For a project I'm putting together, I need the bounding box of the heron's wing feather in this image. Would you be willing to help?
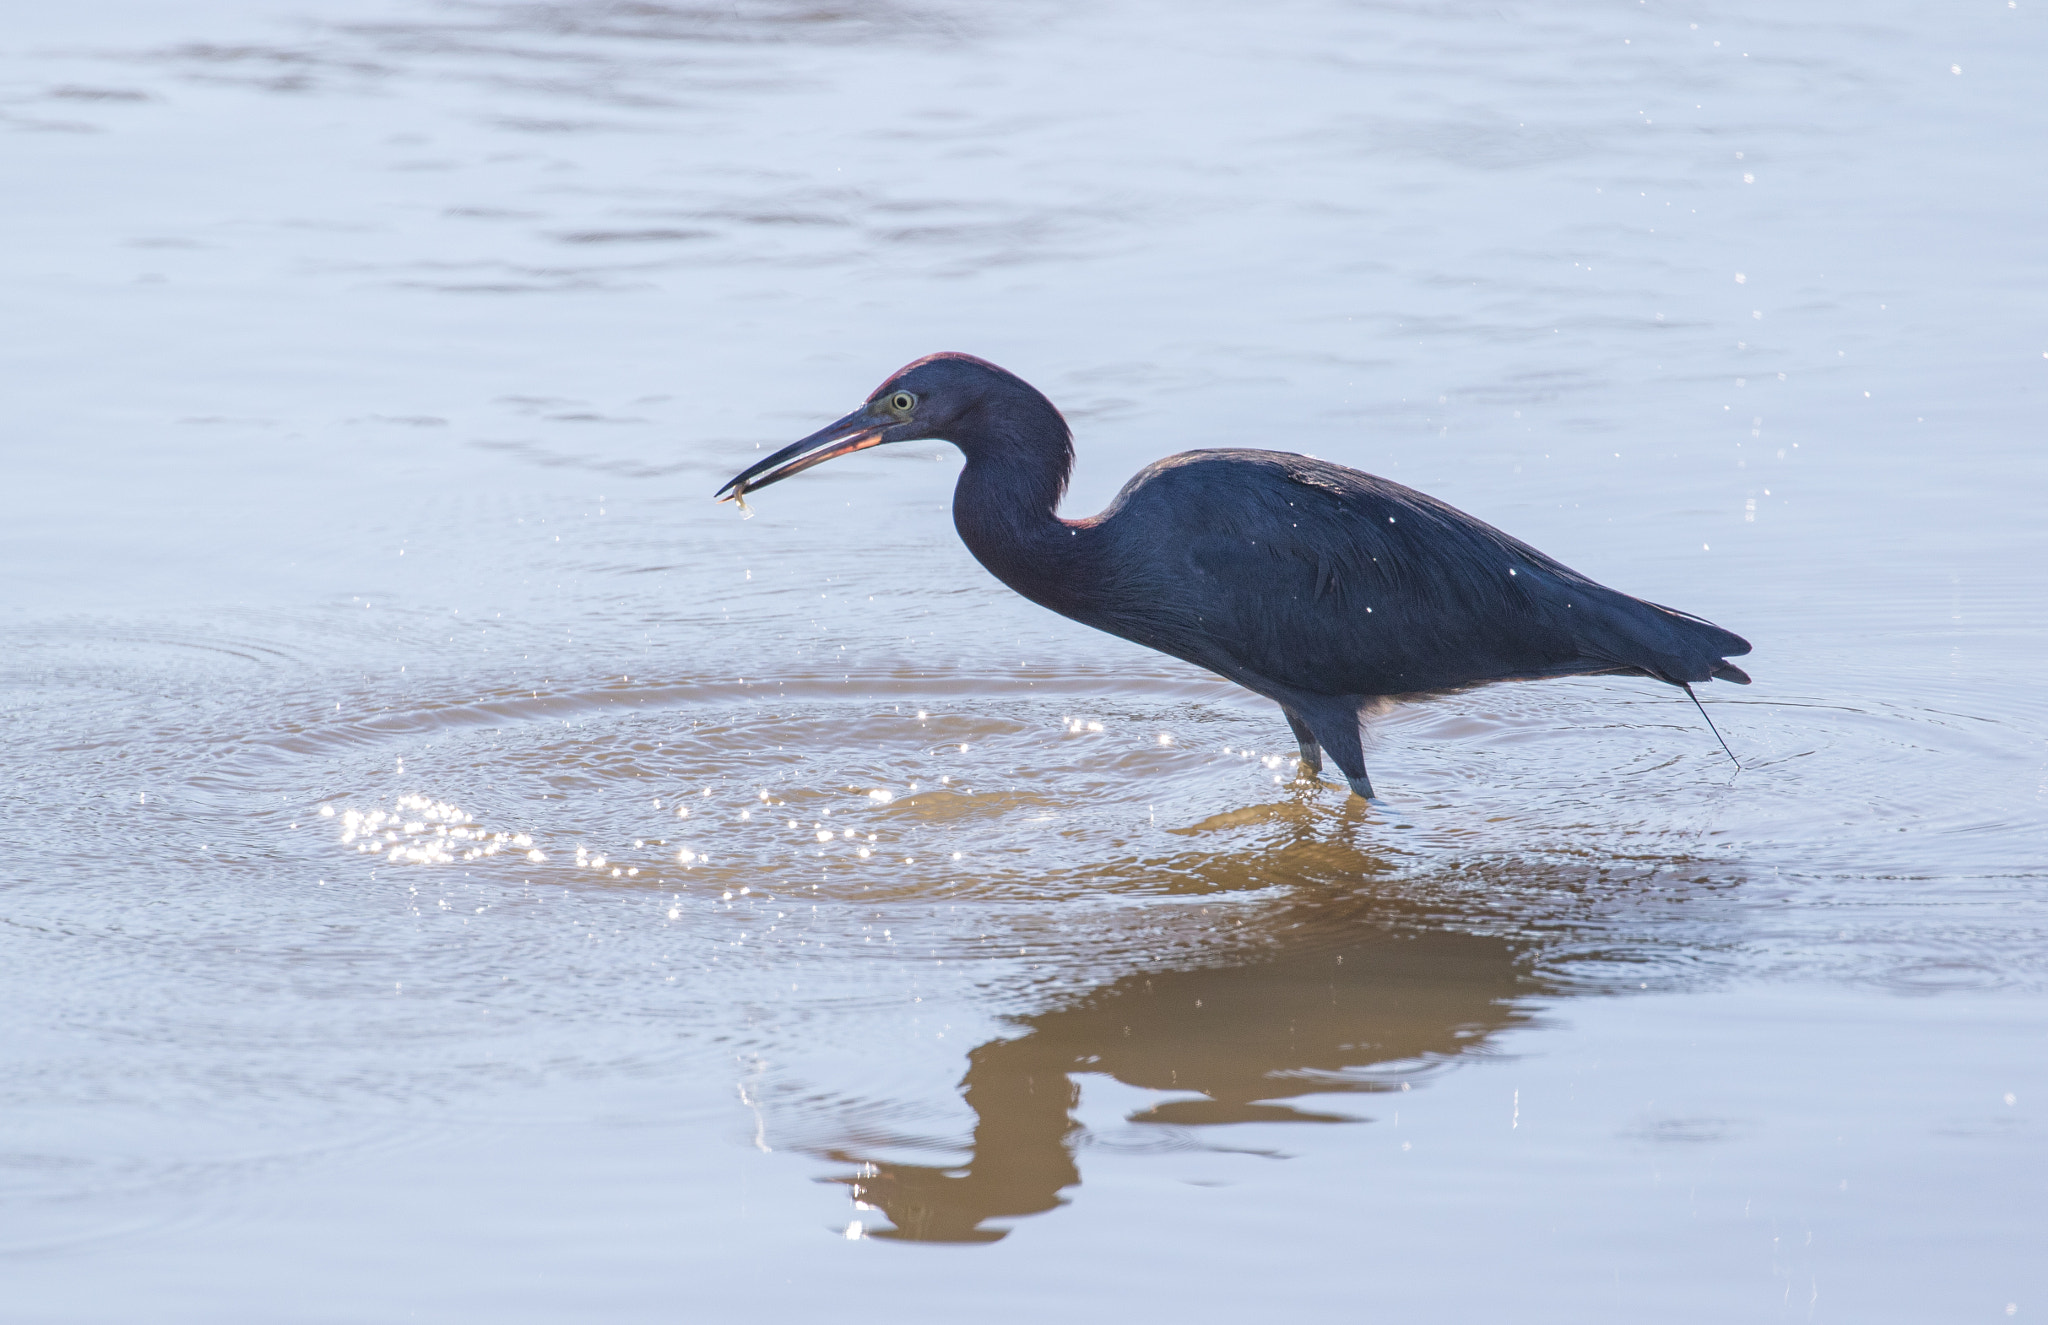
[1101,451,1748,696]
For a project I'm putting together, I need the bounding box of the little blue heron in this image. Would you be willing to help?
[716,353,1751,800]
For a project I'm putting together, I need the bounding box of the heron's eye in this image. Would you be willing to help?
[888,391,917,415]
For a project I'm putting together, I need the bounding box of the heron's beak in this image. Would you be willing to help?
[714,407,891,505]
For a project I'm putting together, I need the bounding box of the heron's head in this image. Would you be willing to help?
[715,352,1064,506]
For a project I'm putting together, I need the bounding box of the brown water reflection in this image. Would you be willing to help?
[826,913,1534,1243]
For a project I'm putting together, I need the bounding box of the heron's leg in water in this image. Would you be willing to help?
[1281,709,1323,777]
[1286,696,1380,802]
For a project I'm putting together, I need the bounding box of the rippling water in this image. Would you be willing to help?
[5,1,2045,1319]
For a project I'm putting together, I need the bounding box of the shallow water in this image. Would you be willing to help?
[3,0,2045,1318]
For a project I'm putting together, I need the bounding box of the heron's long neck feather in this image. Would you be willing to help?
[949,406,1095,615]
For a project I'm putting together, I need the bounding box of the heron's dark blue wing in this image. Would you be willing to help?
[1093,451,1748,698]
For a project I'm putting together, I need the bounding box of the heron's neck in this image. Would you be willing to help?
[950,429,1093,614]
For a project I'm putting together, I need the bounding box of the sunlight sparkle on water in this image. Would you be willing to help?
[330,795,539,868]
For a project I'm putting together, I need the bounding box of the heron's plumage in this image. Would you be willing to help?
[720,353,1752,798]
[1069,450,1749,698]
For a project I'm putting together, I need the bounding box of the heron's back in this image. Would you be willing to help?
[1082,450,1750,699]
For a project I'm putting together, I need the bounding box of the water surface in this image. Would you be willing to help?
[3,1,2045,1319]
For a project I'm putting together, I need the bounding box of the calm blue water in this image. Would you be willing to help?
[3,1,2044,1319]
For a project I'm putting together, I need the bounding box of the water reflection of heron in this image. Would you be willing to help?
[820,909,1541,1244]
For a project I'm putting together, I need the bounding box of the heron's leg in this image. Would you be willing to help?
[1281,708,1323,778]
[1287,696,1380,802]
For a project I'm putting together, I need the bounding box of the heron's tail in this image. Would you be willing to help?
[1563,589,1753,688]
[1710,659,1752,685]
